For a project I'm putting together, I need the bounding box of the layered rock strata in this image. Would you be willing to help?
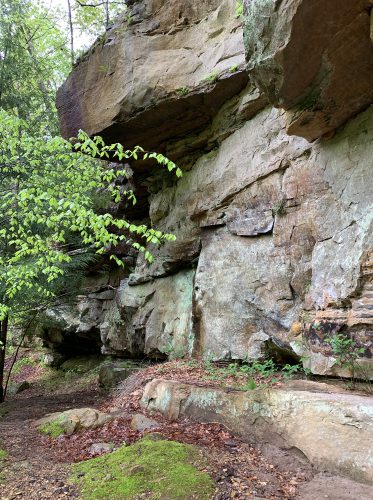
[55,0,373,377]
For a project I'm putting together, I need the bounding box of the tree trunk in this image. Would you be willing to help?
[105,0,109,29]
[0,315,9,402]
[67,0,74,67]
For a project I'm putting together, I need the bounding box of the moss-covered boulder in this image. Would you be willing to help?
[70,438,214,499]
[35,407,112,437]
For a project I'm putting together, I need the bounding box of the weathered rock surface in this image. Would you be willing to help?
[35,408,112,435]
[88,442,114,455]
[243,0,373,141]
[298,474,373,500]
[55,0,373,377]
[98,360,142,388]
[38,271,122,356]
[57,0,248,155]
[130,414,159,432]
[100,269,194,359]
[141,379,373,484]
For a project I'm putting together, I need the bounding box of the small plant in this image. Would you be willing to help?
[325,332,365,380]
[240,359,277,378]
[183,359,199,369]
[299,354,312,377]
[229,64,238,73]
[235,0,243,18]
[0,449,7,460]
[176,87,190,96]
[163,342,186,360]
[272,199,287,216]
[125,13,133,24]
[281,363,300,380]
[238,378,257,391]
[98,64,109,74]
[202,70,219,84]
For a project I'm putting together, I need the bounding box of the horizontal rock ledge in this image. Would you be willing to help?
[141,378,373,485]
[57,0,248,155]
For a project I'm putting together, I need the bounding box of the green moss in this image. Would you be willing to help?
[202,70,219,84]
[37,419,65,438]
[0,449,7,460]
[70,438,214,499]
[176,87,190,96]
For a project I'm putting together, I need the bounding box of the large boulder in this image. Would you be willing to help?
[35,408,112,436]
[243,0,373,141]
[142,379,373,484]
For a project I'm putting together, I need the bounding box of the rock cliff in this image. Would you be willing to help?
[54,0,373,378]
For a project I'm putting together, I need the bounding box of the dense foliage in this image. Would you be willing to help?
[0,0,180,400]
[0,113,179,321]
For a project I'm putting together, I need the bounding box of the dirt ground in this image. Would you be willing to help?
[0,356,372,500]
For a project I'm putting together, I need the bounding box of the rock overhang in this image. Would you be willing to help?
[243,0,373,141]
[57,0,249,155]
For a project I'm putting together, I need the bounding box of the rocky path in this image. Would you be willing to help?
[0,391,100,500]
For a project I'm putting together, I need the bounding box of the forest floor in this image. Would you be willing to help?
[0,351,372,500]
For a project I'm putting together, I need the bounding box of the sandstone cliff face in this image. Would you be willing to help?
[243,0,373,141]
[55,0,373,378]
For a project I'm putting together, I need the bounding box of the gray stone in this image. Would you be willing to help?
[100,269,194,359]
[98,361,142,388]
[42,352,66,368]
[142,379,373,484]
[130,414,159,432]
[226,208,274,236]
[88,442,114,455]
[13,381,30,394]
[35,408,112,435]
